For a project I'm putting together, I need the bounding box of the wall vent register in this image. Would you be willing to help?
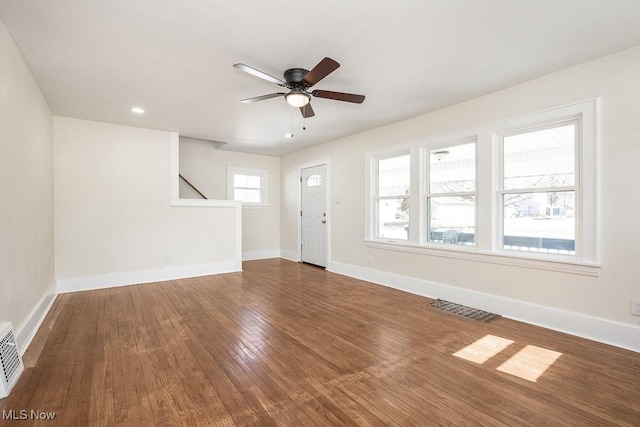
[0,322,24,398]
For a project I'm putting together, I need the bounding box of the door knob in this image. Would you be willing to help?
[321,220,326,224]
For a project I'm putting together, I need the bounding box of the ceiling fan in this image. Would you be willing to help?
[233,57,365,118]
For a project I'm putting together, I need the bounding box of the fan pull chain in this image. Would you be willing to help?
[290,114,294,138]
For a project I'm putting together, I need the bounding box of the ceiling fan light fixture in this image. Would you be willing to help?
[285,90,310,108]
[234,58,364,118]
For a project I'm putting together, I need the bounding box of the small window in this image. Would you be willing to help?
[427,142,476,246]
[306,174,322,187]
[227,167,268,206]
[375,154,410,240]
[500,123,576,254]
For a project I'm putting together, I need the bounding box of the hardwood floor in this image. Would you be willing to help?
[1,259,639,426]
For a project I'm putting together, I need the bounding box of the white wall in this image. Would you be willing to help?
[179,178,203,199]
[0,17,55,349]
[180,137,280,259]
[281,45,640,345]
[54,118,240,291]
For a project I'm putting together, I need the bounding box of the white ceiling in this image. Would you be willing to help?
[2,1,640,156]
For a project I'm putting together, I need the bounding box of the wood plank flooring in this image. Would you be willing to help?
[1,259,639,426]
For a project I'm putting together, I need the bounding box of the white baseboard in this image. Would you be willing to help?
[15,281,57,356]
[329,261,640,354]
[243,250,281,261]
[56,260,241,294]
[279,250,299,263]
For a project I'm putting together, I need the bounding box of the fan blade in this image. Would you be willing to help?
[302,57,340,87]
[240,93,285,103]
[234,63,286,87]
[312,90,365,104]
[299,103,315,118]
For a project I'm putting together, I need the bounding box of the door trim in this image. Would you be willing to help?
[297,159,331,270]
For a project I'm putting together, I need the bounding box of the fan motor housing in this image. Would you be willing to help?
[284,68,309,86]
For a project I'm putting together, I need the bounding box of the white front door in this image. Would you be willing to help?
[301,165,327,267]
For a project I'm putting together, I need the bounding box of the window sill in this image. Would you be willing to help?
[171,199,241,208]
[363,239,601,276]
[221,199,269,209]
[241,203,269,209]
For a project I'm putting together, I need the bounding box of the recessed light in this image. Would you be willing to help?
[284,133,293,138]
[131,106,145,114]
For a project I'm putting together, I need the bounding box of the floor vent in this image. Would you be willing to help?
[429,299,501,322]
[0,322,24,398]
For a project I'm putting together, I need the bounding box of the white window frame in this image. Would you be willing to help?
[425,139,478,247]
[226,166,269,207]
[365,99,599,276]
[497,119,579,257]
[371,150,411,242]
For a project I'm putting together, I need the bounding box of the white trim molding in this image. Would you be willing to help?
[329,261,640,354]
[170,131,181,200]
[56,261,240,294]
[243,250,281,261]
[364,240,600,276]
[15,281,57,355]
[279,250,300,262]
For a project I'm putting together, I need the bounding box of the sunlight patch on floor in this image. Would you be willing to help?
[453,334,514,364]
[496,345,562,382]
[453,335,563,382]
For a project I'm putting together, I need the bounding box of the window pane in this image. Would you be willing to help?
[306,174,322,187]
[234,188,261,203]
[377,198,409,240]
[234,174,261,189]
[504,124,575,190]
[428,196,475,245]
[503,191,575,254]
[430,143,475,194]
[379,155,410,197]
